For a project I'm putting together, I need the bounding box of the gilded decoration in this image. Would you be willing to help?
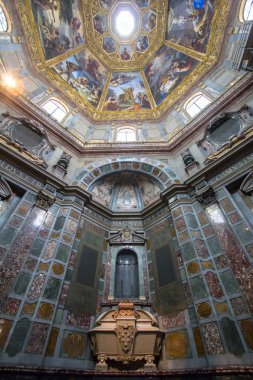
[17,0,231,121]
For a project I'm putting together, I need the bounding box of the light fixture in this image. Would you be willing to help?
[3,74,16,88]
[116,10,135,37]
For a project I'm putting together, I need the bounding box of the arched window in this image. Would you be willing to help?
[114,250,139,299]
[0,3,9,32]
[117,127,136,142]
[242,0,253,21]
[185,93,211,118]
[41,98,68,122]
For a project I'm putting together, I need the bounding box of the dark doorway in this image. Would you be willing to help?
[115,249,139,299]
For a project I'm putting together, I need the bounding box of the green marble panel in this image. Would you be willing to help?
[193,202,203,213]
[54,308,63,324]
[30,238,45,257]
[0,227,16,245]
[6,318,30,357]
[188,307,198,324]
[43,277,61,300]
[206,235,221,256]
[53,216,66,231]
[181,242,196,261]
[190,277,207,300]
[215,188,227,201]
[14,273,31,295]
[49,204,59,215]
[56,244,71,263]
[24,192,37,203]
[186,213,199,229]
[180,268,187,282]
[221,317,245,356]
[234,223,253,244]
[65,269,72,282]
[220,271,239,295]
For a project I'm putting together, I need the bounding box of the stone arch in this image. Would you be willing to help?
[72,157,181,191]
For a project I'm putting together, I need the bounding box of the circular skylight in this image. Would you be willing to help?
[116,10,135,36]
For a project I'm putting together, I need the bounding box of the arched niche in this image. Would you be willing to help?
[89,171,163,211]
[114,249,139,299]
[72,157,181,191]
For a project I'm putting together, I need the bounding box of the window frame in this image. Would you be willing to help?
[239,0,253,22]
[0,1,11,33]
[184,93,212,118]
[116,127,137,142]
[41,97,69,123]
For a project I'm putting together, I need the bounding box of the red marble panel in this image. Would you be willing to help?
[0,207,45,307]
[205,271,223,298]
[206,204,253,312]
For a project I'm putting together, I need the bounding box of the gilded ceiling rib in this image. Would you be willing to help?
[140,70,156,110]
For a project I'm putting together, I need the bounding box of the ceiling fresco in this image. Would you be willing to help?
[18,0,230,121]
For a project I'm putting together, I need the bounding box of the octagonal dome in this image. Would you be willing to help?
[21,0,229,122]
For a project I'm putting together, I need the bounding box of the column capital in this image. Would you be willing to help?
[196,186,217,208]
[35,190,55,211]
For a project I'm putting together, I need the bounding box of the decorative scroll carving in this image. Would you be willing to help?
[0,112,55,167]
[197,106,253,164]
[112,301,140,320]
[0,176,12,200]
[108,226,147,245]
[35,191,55,211]
[240,171,253,195]
[116,323,136,355]
[196,187,217,208]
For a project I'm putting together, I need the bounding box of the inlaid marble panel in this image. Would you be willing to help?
[240,319,253,351]
[193,327,205,357]
[53,216,66,231]
[66,312,91,329]
[6,318,30,357]
[25,322,49,354]
[46,327,59,357]
[230,297,248,315]
[61,331,86,359]
[0,207,45,304]
[206,204,253,311]
[181,242,196,261]
[14,272,31,296]
[205,271,223,298]
[190,277,207,300]
[0,319,12,350]
[220,271,239,295]
[174,217,187,232]
[59,284,69,306]
[185,213,199,229]
[3,298,21,315]
[215,302,229,315]
[27,273,46,300]
[197,302,213,319]
[37,302,54,320]
[43,240,58,260]
[194,238,209,259]
[221,317,245,356]
[161,311,186,329]
[165,331,191,359]
[43,277,61,300]
[201,322,225,355]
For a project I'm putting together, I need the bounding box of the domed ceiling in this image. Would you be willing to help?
[19,0,230,121]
